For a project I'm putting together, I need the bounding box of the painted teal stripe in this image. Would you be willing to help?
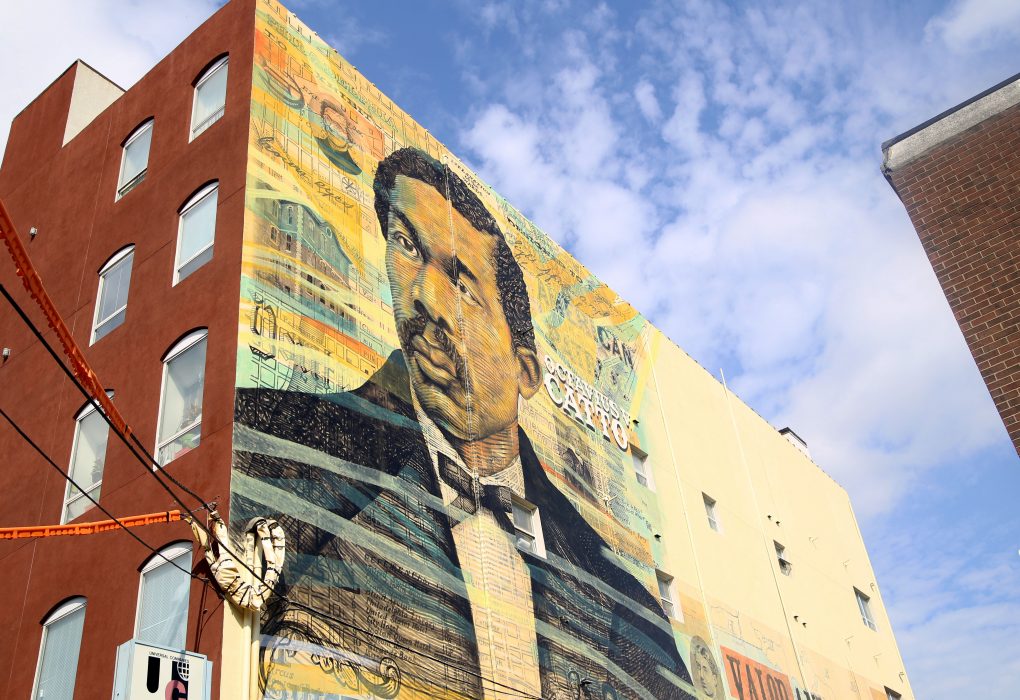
[232,472,471,598]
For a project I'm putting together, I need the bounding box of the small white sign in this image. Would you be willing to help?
[112,640,211,700]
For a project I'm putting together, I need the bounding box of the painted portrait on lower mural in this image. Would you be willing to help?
[233,147,696,700]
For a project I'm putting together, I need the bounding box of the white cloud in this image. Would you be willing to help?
[461,0,1012,522]
[633,80,662,123]
[871,519,1020,699]
[0,0,220,156]
[926,0,1020,53]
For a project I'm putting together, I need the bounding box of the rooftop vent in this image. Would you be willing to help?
[779,427,810,459]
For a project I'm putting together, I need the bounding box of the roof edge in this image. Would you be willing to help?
[882,70,1020,173]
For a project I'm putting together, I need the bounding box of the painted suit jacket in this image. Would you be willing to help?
[233,351,695,700]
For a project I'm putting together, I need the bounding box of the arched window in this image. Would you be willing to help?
[91,245,134,343]
[156,330,207,465]
[190,55,228,140]
[32,597,87,700]
[136,543,192,649]
[174,182,218,284]
[116,119,153,199]
[62,391,114,523]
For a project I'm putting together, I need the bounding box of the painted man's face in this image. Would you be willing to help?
[385,175,538,441]
[692,643,721,697]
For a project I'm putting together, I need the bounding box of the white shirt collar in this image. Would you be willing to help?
[411,390,525,502]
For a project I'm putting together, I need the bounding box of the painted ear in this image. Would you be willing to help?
[516,346,542,399]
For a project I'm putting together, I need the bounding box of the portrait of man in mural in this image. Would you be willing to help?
[234,148,695,700]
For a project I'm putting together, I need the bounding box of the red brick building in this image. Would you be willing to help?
[883,73,1020,459]
[0,2,256,697]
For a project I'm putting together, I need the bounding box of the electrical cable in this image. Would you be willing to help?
[0,405,203,581]
[0,286,548,700]
[281,597,547,700]
[0,284,209,514]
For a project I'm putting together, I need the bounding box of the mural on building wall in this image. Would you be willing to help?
[230,2,854,700]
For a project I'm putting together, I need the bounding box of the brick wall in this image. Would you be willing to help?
[886,101,1020,458]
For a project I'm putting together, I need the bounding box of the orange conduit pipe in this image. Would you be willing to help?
[0,199,129,438]
[0,511,181,540]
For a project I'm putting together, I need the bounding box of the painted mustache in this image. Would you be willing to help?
[397,313,470,391]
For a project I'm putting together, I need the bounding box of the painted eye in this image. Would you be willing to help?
[457,277,479,305]
[392,231,419,259]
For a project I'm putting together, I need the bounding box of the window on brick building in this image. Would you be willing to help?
[156,330,207,465]
[91,246,134,343]
[32,597,86,700]
[62,393,113,523]
[116,119,152,199]
[190,56,228,140]
[174,183,218,284]
[136,543,192,649]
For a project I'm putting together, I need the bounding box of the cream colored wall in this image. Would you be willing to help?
[641,330,914,699]
[62,61,124,145]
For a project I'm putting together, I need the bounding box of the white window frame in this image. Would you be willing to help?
[135,543,192,649]
[855,588,877,631]
[155,330,207,465]
[190,56,228,140]
[511,496,546,558]
[61,392,114,524]
[116,120,153,200]
[703,493,720,532]
[173,183,218,285]
[31,597,87,700]
[656,570,681,621]
[90,246,134,344]
[631,446,653,490]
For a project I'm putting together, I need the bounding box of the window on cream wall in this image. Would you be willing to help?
[656,570,681,621]
[512,497,546,558]
[631,446,653,489]
[31,597,87,700]
[190,56,228,140]
[885,688,902,700]
[775,541,792,576]
[855,588,877,631]
[703,493,721,532]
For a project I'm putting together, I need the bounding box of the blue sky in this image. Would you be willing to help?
[2,0,1019,697]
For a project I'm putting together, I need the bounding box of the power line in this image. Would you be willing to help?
[282,598,547,700]
[0,285,547,700]
[0,405,203,581]
[0,283,209,514]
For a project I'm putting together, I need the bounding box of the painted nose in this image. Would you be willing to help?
[411,262,457,335]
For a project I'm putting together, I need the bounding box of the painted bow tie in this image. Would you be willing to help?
[437,453,513,520]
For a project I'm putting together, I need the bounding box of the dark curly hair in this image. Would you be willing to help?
[373,147,536,354]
